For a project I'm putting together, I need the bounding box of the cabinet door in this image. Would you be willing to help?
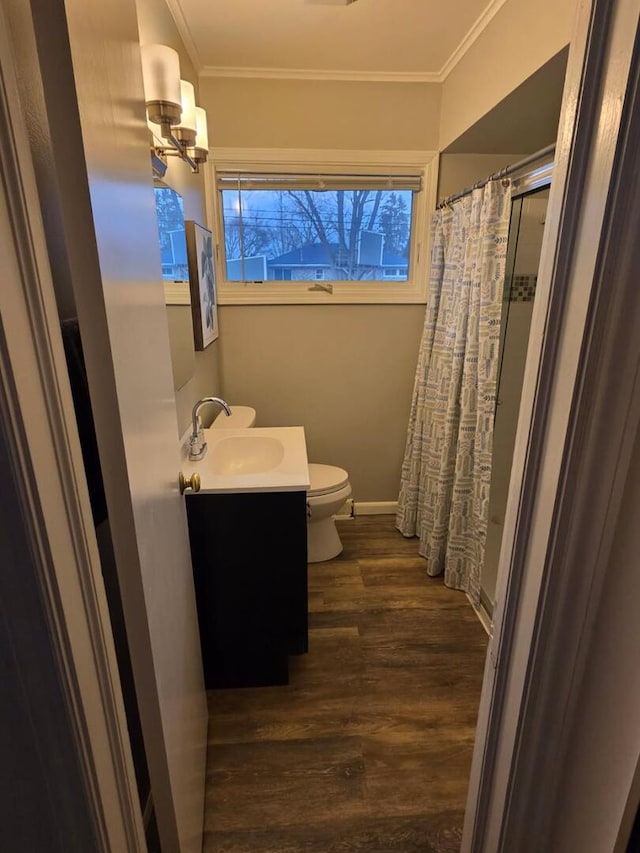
[187,491,307,688]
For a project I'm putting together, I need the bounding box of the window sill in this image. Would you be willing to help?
[217,282,428,305]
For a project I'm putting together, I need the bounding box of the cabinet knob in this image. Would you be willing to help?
[179,472,201,495]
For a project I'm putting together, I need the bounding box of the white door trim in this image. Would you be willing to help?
[465,0,640,849]
[0,9,145,850]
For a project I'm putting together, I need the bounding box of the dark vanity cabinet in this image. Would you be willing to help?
[185,490,308,688]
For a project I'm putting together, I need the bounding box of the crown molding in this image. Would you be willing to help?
[438,0,510,80]
[207,146,439,168]
[164,0,202,72]
[175,0,509,84]
[200,66,441,83]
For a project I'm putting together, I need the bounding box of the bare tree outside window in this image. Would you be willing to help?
[221,187,413,282]
[153,185,189,281]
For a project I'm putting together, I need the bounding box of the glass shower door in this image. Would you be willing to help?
[481,188,550,615]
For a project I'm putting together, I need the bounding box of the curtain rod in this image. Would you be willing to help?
[437,143,556,209]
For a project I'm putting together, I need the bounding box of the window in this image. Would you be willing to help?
[153,183,188,282]
[219,180,416,284]
[209,150,438,304]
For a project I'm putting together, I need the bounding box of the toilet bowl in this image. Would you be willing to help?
[211,406,352,562]
[306,463,352,562]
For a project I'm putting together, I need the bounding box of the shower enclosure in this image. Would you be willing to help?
[480,159,552,616]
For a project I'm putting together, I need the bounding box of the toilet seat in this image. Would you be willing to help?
[307,463,349,497]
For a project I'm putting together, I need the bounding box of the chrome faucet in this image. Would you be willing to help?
[189,396,231,460]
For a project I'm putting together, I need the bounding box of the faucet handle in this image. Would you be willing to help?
[188,430,207,460]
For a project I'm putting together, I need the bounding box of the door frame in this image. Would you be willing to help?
[465,0,640,848]
[0,7,145,850]
[3,0,640,851]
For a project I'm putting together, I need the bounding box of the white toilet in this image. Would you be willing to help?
[305,462,352,562]
[211,406,352,562]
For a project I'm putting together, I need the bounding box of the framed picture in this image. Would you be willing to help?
[185,220,219,349]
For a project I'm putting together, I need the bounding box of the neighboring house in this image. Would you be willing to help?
[266,241,409,281]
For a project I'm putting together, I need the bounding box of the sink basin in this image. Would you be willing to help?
[180,426,310,494]
[211,435,285,475]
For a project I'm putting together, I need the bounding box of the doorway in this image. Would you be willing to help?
[201,158,555,851]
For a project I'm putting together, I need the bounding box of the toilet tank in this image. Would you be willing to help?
[210,405,256,429]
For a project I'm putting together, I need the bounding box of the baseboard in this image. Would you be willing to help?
[354,501,398,516]
[467,593,492,637]
[334,498,355,520]
[479,586,494,619]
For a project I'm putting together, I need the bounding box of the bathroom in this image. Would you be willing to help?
[153,2,565,606]
[6,0,640,851]
[150,0,569,536]
[141,0,567,845]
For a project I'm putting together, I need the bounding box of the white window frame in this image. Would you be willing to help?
[204,148,438,305]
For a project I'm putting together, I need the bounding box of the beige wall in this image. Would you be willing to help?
[166,304,195,391]
[192,1,571,502]
[438,152,528,201]
[137,0,222,435]
[219,305,425,502]
[199,77,441,151]
[199,76,436,501]
[439,0,576,150]
[444,47,568,155]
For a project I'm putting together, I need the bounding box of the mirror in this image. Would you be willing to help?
[153,180,195,391]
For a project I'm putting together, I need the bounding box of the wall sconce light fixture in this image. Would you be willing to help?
[192,107,209,167]
[141,44,209,175]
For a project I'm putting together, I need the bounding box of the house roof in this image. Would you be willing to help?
[267,242,408,268]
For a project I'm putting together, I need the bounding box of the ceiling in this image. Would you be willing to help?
[166,0,497,78]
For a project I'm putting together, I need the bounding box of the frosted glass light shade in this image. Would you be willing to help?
[191,107,209,165]
[178,81,197,130]
[141,44,182,125]
[194,107,209,150]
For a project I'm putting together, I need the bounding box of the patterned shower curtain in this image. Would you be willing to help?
[396,180,511,605]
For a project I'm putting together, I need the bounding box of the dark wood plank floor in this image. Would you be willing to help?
[204,517,488,853]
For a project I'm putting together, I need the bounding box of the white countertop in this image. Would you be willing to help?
[180,426,310,494]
